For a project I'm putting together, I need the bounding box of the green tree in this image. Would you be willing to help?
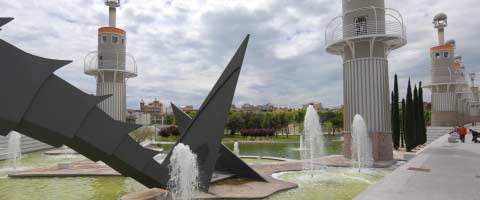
[186,111,197,118]
[295,109,306,132]
[279,112,289,136]
[249,113,263,129]
[401,98,406,148]
[418,82,427,144]
[424,111,432,126]
[412,85,419,148]
[164,113,176,125]
[261,112,272,129]
[271,113,282,131]
[323,121,334,134]
[226,112,245,135]
[332,110,343,133]
[405,79,415,152]
[391,74,401,150]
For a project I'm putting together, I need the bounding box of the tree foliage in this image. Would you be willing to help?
[400,98,406,148]
[405,79,415,151]
[391,74,401,150]
[418,82,427,145]
[401,79,427,152]
[224,109,343,136]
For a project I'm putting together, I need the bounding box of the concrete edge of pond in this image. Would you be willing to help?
[121,155,398,200]
[122,161,302,200]
[7,160,121,178]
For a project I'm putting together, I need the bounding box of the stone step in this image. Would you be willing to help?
[426,126,453,143]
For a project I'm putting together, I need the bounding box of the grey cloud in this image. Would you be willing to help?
[1,0,480,109]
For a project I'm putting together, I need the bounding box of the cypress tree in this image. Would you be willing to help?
[401,98,406,148]
[391,74,400,149]
[405,79,414,151]
[391,91,395,147]
[418,82,427,144]
[413,85,419,147]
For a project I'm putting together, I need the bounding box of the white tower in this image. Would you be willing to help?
[424,13,470,126]
[325,0,407,161]
[85,0,137,122]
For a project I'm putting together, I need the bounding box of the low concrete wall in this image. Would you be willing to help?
[343,132,393,162]
[431,111,458,126]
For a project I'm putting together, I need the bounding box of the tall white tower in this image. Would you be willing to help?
[325,0,407,161]
[85,0,137,122]
[423,13,470,126]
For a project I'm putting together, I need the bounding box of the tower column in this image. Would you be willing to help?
[109,7,116,27]
[326,0,407,162]
[97,81,126,121]
[344,58,390,133]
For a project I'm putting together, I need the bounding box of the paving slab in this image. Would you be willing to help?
[355,134,480,200]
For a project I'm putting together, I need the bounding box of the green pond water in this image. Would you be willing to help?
[0,151,146,200]
[157,134,343,160]
[268,168,390,200]
[223,134,343,160]
[0,135,347,200]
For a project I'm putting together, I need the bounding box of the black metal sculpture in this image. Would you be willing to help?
[170,103,265,187]
[0,18,265,191]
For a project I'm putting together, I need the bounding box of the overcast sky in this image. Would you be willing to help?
[1,0,479,109]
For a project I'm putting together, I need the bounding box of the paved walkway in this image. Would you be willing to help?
[355,133,480,200]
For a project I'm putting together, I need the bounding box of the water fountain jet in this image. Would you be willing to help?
[7,131,22,172]
[233,142,240,156]
[351,114,373,172]
[167,143,199,200]
[301,105,324,171]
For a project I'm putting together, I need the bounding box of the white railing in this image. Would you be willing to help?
[84,51,138,78]
[424,75,467,86]
[325,7,406,48]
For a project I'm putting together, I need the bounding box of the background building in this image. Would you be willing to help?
[302,102,323,111]
[126,109,151,125]
[140,99,164,124]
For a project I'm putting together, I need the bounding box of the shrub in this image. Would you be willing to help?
[240,128,275,139]
[159,126,180,137]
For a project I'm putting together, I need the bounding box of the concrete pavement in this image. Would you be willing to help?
[355,133,480,200]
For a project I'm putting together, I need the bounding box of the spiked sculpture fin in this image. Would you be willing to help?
[0,39,71,136]
[171,103,265,182]
[170,103,192,136]
[0,18,13,29]
[158,35,251,191]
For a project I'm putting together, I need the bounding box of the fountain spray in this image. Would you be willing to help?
[167,143,199,200]
[302,105,325,171]
[7,131,22,172]
[351,114,373,172]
